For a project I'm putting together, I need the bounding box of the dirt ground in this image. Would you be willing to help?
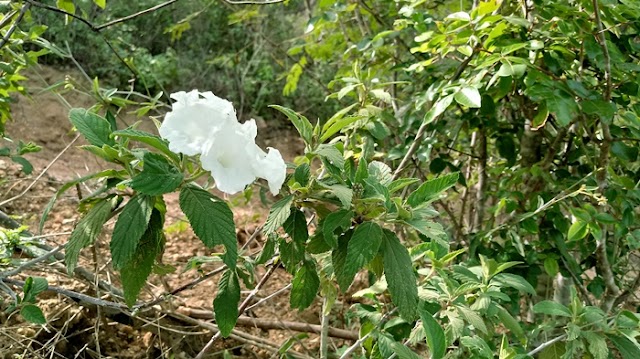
[0,65,347,358]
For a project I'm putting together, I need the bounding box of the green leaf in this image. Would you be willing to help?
[270,105,313,145]
[56,0,76,14]
[454,87,482,108]
[94,0,106,9]
[294,163,310,186]
[39,170,123,233]
[607,334,640,359]
[279,239,304,272]
[10,156,33,175]
[316,144,345,169]
[533,300,572,317]
[368,161,393,186]
[338,222,383,291]
[121,210,165,306]
[322,210,353,248]
[326,184,353,208]
[66,198,114,274]
[290,260,320,310]
[112,129,180,164]
[407,173,459,207]
[546,92,578,126]
[20,305,46,324]
[320,114,360,142]
[131,152,183,196]
[255,236,276,265]
[283,208,308,244]
[264,195,294,234]
[491,273,535,294]
[460,336,493,358]
[214,269,241,337]
[383,229,418,320]
[582,332,608,359]
[611,142,639,162]
[567,220,589,242]
[457,305,488,334]
[110,195,154,269]
[424,95,454,125]
[495,304,524,339]
[389,178,420,194]
[539,341,566,359]
[390,342,422,359]
[69,108,114,147]
[420,308,446,359]
[179,186,237,267]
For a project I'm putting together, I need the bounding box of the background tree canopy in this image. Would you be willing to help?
[0,0,639,358]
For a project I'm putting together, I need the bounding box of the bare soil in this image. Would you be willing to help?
[0,65,344,359]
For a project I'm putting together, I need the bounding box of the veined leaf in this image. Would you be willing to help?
[420,307,446,359]
[454,87,482,108]
[290,260,320,310]
[607,334,640,359]
[69,108,114,147]
[112,129,180,164]
[121,210,165,306]
[214,269,241,337]
[66,198,114,274]
[264,195,294,234]
[407,173,459,207]
[339,222,383,291]
[383,229,418,320]
[424,94,454,125]
[322,210,353,248]
[270,105,313,145]
[179,185,237,267]
[131,152,183,196]
[20,305,46,324]
[110,195,154,269]
[533,300,572,317]
[283,208,308,244]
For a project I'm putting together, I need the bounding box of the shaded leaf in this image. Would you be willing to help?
[110,195,153,269]
[214,269,241,337]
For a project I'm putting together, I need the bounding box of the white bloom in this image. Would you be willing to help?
[159,90,286,195]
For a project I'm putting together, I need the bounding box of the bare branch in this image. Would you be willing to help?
[95,0,180,31]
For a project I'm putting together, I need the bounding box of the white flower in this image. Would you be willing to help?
[159,90,286,195]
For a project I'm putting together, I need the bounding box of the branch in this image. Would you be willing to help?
[95,0,180,31]
[195,263,280,359]
[0,3,30,51]
[25,0,98,31]
[527,334,567,357]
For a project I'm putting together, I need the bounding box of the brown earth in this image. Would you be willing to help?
[0,65,354,359]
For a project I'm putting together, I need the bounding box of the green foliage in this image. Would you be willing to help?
[131,152,183,195]
[213,269,241,337]
[110,194,154,269]
[65,198,115,273]
[179,185,237,267]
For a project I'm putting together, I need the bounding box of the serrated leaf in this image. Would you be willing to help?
[533,300,572,317]
[338,222,383,291]
[316,144,345,169]
[112,129,180,164]
[264,195,294,234]
[322,210,353,248]
[279,239,304,272]
[270,105,313,145]
[327,184,353,208]
[582,332,608,359]
[383,229,418,320]
[121,210,165,306]
[179,186,237,267]
[457,305,488,334]
[283,208,308,243]
[539,341,565,359]
[454,87,482,108]
[491,273,535,294]
[294,163,310,186]
[332,232,350,289]
[66,199,114,274]
[389,178,420,193]
[131,152,183,196]
[290,260,320,310]
[110,195,153,269]
[214,269,241,337]
[368,161,392,186]
[69,108,114,147]
[420,307,446,359]
[255,236,276,265]
[407,173,459,207]
[20,305,46,324]
[567,220,589,242]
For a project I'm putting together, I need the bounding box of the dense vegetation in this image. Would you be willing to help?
[1,0,639,358]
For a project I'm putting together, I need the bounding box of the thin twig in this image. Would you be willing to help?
[0,244,65,278]
[95,0,180,30]
[0,134,80,208]
[195,263,280,359]
[0,2,30,51]
[527,334,567,356]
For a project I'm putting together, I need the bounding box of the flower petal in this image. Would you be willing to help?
[254,147,287,195]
